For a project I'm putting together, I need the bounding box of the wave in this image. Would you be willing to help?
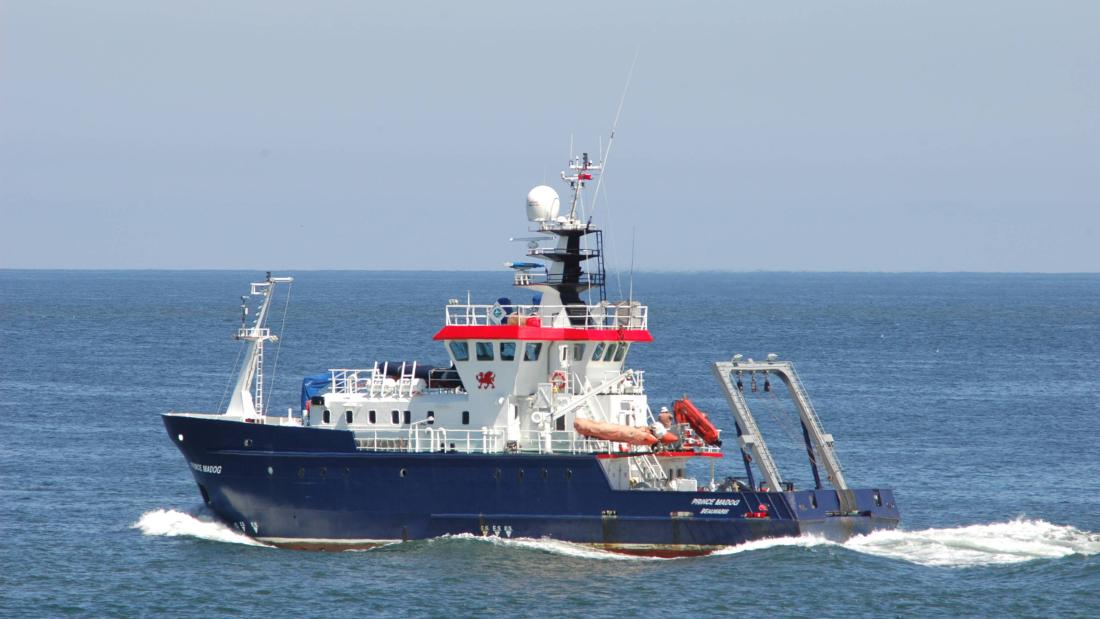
[132,508,268,547]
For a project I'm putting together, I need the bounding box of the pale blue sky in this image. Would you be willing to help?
[1,1,1097,271]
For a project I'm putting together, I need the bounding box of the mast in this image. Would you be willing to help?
[518,153,608,305]
[225,272,293,418]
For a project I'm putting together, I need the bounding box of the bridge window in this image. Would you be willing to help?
[462,411,470,425]
[345,410,353,424]
[476,341,494,361]
[322,409,331,424]
[391,410,400,424]
[369,410,376,424]
[573,343,585,361]
[403,410,411,424]
[524,342,542,361]
[614,344,628,362]
[449,341,469,361]
[500,342,516,361]
[591,342,606,361]
[603,343,619,362]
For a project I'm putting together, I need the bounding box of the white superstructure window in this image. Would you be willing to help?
[614,344,628,362]
[524,343,542,361]
[603,343,619,362]
[476,342,494,361]
[449,341,469,361]
[500,342,516,361]
[591,342,606,361]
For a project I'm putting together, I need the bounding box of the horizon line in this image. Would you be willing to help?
[2,268,1098,276]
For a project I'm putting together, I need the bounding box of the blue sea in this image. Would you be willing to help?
[2,271,1099,618]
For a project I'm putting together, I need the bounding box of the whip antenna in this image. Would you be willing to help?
[590,45,640,215]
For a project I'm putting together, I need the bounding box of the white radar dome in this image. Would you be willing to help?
[526,185,561,222]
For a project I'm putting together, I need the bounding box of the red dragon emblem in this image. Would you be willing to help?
[475,371,496,390]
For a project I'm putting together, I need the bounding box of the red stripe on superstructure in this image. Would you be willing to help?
[433,325,653,342]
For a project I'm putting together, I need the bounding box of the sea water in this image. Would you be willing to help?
[1,271,1098,617]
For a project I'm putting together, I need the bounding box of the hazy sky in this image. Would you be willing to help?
[2,1,1097,271]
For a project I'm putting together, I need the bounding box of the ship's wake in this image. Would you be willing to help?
[134,510,1099,567]
[132,508,269,547]
[837,518,1100,567]
[451,518,1100,567]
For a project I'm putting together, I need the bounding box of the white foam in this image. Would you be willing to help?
[442,519,1100,567]
[437,533,660,561]
[842,518,1100,567]
[132,508,268,547]
[131,511,1100,567]
[708,534,833,556]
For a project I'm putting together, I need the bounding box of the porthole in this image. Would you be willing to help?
[399,468,408,478]
[177,434,184,442]
[320,467,327,478]
[493,468,502,480]
[266,466,274,476]
[565,468,573,480]
[297,467,305,479]
[343,467,350,477]
[517,469,525,481]
[540,468,549,480]
[243,438,252,447]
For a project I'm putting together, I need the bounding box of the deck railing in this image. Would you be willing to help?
[329,363,463,399]
[352,426,613,455]
[444,303,647,330]
[351,423,722,457]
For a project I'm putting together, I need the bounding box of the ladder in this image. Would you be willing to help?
[254,340,265,414]
[398,361,418,398]
[632,451,667,485]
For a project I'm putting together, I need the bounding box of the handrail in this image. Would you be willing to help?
[444,303,647,330]
[353,426,615,455]
[328,365,463,399]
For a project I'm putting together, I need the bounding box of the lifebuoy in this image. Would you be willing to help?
[550,370,568,392]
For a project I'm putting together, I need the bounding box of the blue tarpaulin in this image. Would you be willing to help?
[300,373,332,410]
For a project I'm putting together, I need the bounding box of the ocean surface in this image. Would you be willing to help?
[2,270,1099,618]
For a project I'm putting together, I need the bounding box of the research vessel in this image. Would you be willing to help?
[163,151,899,555]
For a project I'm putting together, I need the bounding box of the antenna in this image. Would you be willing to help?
[628,226,636,304]
[590,45,640,215]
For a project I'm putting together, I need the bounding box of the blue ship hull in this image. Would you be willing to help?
[164,414,899,555]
